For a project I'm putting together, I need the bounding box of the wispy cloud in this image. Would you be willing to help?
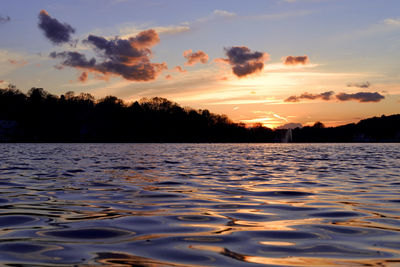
[347,81,370,88]
[285,91,334,102]
[210,98,281,105]
[264,62,320,72]
[183,49,209,66]
[213,9,236,18]
[116,9,234,39]
[154,25,190,35]
[0,15,10,24]
[285,91,385,103]
[119,24,190,38]
[333,17,400,43]
[384,18,400,26]
[244,10,313,21]
[8,59,28,66]
[0,50,42,76]
[197,9,237,23]
[240,111,288,128]
[78,71,88,83]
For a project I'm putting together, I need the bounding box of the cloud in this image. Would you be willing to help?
[285,91,335,102]
[165,74,173,80]
[50,29,167,82]
[384,18,400,26]
[84,29,159,61]
[336,92,384,102]
[284,55,309,65]
[0,15,10,24]
[117,24,190,40]
[285,90,385,103]
[174,66,187,73]
[220,46,269,77]
[347,81,370,88]
[78,71,88,83]
[183,49,209,66]
[240,111,288,128]
[8,59,28,66]
[154,25,190,35]
[213,10,236,18]
[197,9,237,23]
[38,10,76,45]
[245,10,313,21]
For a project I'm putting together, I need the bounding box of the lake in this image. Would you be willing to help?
[0,143,399,266]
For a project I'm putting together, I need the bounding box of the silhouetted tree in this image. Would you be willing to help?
[0,85,399,142]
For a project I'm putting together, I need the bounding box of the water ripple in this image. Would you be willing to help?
[0,143,399,266]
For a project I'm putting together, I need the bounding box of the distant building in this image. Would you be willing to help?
[0,120,18,141]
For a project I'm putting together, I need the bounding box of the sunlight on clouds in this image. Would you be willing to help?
[213,10,236,18]
[223,67,367,97]
[0,50,42,76]
[82,59,371,113]
[209,99,281,105]
[384,18,400,26]
[119,24,190,38]
[240,111,289,128]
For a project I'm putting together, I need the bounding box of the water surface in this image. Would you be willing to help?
[0,143,399,266]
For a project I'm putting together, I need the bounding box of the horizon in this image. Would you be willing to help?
[1,0,399,128]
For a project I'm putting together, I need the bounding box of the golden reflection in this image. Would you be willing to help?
[260,241,295,246]
[94,251,189,267]
[245,255,400,266]
[190,245,400,266]
[233,218,321,231]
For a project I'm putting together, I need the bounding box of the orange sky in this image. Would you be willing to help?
[1,0,399,128]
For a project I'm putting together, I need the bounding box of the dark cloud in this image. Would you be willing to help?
[50,30,167,82]
[130,29,160,48]
[84,29,159,63]
[284,55,309,65]
[347,81,370,88]
[336,92,384,102]
[50,51,96,68]
[85,35,147,63]
[0,15,10,24]
[78,72,88,83]
[285,91,385,103]
[183,49,209,65]
[38,10,75,45]
[285,91,334,102]
[284,95,299,102]
[221,46,268,77]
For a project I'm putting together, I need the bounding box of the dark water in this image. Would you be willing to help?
[0,143,399,266]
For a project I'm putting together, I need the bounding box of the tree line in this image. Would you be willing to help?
[0,85,399,142]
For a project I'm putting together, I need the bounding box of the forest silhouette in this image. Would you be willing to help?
[0,85,399,142]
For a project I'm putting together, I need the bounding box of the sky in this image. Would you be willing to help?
[0,0,399,128]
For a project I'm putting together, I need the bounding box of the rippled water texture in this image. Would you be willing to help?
[0,143,400,266]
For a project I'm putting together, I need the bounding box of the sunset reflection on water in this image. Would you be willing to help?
[0,143,399,266]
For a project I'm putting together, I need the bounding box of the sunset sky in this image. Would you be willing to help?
[1,0,399,128]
